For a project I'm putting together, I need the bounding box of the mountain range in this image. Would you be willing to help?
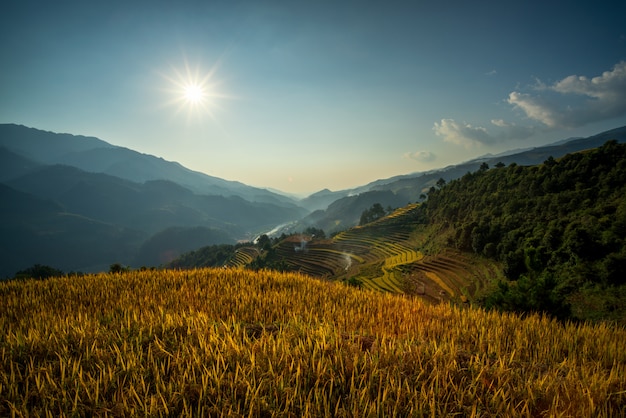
[1,123,625,277]
[0,124,308,275]
[291,125,626,234]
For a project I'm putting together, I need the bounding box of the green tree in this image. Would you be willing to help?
[256,234,272,251]
[420,140,626,321]
[359,203,386,225]
[14,264,64,280]
[109,263,129,274]
[544,156,557,167]
[303,227,326,239]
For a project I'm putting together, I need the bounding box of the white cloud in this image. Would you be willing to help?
[507,92,558,127]
[434,61,626,149]
[404,150,436,162]
[433,119,495,147]
[490,119,508,127]
[433,118,536,147]
[508,61,626,128]
[489,119,537,139]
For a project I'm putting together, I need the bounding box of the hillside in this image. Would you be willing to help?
[296,189,409,235]
[0,183,144,274]
[173,202,503,308]
[423,140,626,323]
[3,123,626,281]
[5,165,304,235]
[2,269,625,416]
[171,140,626,324]
[0,165,307,277]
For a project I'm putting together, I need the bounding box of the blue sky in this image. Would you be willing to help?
[2,1,626,195]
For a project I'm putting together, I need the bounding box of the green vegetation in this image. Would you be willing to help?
[168,243,240,269]
[423,140,626,322]
[1,268,625,416]
[359,202,387,225]
[12,264,65,280]
[108,263,130,274]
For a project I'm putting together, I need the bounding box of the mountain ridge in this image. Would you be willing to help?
[295,126,626,232]
[306,126,626,200]
[0,124,300,208]
[0,124,311,276]
[0,163,308,276]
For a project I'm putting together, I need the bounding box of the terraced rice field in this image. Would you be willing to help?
[400,251,503,303]
[225,247,260,269]
[270,237,350,277]
[331,205,427,294]
[333,205,500,302]
[235,202,501,304]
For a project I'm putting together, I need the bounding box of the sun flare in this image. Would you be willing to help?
[161,58,229,121]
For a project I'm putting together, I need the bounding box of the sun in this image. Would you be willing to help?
[160,57,228,121]
[183,84,205,104]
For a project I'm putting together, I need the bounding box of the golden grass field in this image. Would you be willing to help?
[1,268,625,417]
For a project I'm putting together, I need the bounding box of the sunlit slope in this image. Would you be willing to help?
[333,206,502,302]
[1,269,625,416]
[233,203,500,303]
[332,205,424,293]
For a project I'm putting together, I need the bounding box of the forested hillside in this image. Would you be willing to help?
[423,140,626,322]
